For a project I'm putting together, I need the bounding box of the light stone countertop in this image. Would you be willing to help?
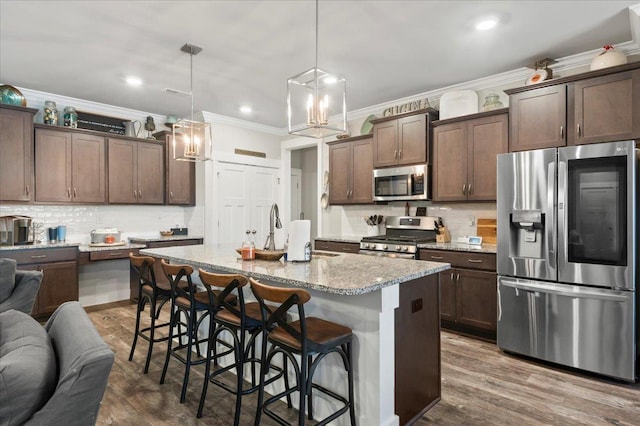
[128,235,204,243]
[140,244,450,296]
[0,242,80,251]
[418,242,497,254]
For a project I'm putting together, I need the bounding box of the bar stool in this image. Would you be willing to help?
[128,253,174,374]
[197,270,267,423]
[159,260,233,403]
[250,278,356,426]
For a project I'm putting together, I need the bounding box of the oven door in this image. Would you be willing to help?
[359,249,416,259]
[558,140,637,290]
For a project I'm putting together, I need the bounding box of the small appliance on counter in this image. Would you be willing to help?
[0,215,34,246]
[171,227,188,236]
[287,220,311,262]
[90,228,122,244]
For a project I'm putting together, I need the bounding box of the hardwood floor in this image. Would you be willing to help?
[88,302,640,425]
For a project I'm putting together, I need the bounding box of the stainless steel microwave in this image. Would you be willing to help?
[373,164,430,201]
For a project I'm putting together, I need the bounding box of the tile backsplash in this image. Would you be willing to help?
[0,204,196,244]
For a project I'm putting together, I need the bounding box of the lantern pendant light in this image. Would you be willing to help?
[287,0,347,138]
[172,43,213,162]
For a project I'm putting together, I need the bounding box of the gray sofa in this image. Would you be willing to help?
[0,258,43,314]
[0,301,115,425]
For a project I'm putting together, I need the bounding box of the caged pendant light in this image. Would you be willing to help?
[169,43,213,162]
[287,0,347,138]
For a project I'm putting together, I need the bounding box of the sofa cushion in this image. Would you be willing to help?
[0,309,57,426]
[0,258,17,304]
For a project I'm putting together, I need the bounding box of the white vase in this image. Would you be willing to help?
[367,226,379,236]
[590,46,627,71]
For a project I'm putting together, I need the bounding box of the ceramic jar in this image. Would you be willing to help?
[482,93,504,112]
[590,45,627,71]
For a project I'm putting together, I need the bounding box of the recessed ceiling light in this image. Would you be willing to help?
[239,105,252,114]
[125,76,143,86]
[476,19,498,31]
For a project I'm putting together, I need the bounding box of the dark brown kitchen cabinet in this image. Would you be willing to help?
[0,247,79,318]
[35,127,106,203]
[108,138,165,204]
[328,135,373,205]
[154,130,195,206]
[507,62,640,151]
[0,105,37,202]
[371,109,438,168]
[419,248,496,340]
[314,239,360,253]
[432,110,508,202]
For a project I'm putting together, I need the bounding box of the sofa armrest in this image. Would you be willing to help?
[24,301,114,426]
[0,270,43,314]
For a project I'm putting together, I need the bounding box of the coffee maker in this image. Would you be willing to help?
[0,215,34,246]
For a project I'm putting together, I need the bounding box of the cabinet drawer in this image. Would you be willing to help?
[419,249,495,271]
[1,247,78,265]
[146,239,203,249]
[314,240,360,254]
[90,249,137,261]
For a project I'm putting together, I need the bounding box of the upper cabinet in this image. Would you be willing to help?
[0,105,37,202]
[35,127,106,203]
[154,131,195,206]
[507,63,640,151]
[371,109,438,168]
[328,135,373,205]
[432,110,508,202]
[108,138,165,204]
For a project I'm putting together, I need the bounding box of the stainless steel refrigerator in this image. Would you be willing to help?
[497,140,638,381]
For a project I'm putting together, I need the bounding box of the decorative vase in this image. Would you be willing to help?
[590,45,627,71]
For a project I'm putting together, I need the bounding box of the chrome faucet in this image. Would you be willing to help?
[264,203,282,250]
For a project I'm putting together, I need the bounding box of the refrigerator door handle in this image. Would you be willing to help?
[500,278,630,302]
[546,161,556,269]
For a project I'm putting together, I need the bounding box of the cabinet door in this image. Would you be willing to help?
[509,85,566,151]
[467,113,508,201]
[350,138,373,203]
[571,69,640,145]
[35,129,72,202]
[71,133,105,203]
[372,120,398,167]
[398,114,426,165]
[0,107,34,202]
[456,269,497,331]
[439,269,457,322]
[168,157,194,205]
[329,142,351,204]
[35,260,79,316]
[432,122,467,202]
[137,142,165,204]
[108,138,137,203]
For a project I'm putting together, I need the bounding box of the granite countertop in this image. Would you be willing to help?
[78,243,146,253]
[418,242,497,254]
[0,242,80,251]
[140,244,450,296]
[128,235,204,243]
[315,235,363,244]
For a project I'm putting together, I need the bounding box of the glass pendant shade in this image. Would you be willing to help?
[288,67,347,138]
[172,118,212,162]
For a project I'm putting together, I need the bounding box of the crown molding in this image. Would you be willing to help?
[201,111,285,136]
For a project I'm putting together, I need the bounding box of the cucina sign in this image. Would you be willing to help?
[382,98,432,117]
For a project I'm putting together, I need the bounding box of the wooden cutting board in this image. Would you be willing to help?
[476,219,497,244]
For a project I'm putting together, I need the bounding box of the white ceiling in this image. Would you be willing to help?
[1,1,639,129]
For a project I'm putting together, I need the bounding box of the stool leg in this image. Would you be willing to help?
[233,330,245,426]
[180,310,195,403]
[254,331,268,426]
[129,296,145,362]
[298,353,308,426]
[307,354,314,420]
[160,305,178,385]
[144,296,157,374]
[283,354,292,408]
[346,342,356,426]
[197,313,216,418]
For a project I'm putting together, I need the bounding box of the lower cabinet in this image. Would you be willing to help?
[314,240,360,254]
[419,249,497,339]
[0,247,79,317]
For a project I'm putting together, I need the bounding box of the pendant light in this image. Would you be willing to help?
[171,43,212,162]
[287,0,347,138]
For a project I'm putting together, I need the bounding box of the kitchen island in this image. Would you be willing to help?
[140,244,449,425]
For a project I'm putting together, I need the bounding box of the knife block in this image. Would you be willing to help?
[436,227,451,243]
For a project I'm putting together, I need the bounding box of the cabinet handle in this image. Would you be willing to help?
[456,273,460,281]
[138,190,142,199]
[577,124,581,137]
[468,183,472,195]
[25,185,30,196]
[67,188,71,198]
[346,190,349,198]
[450,272,455,280]
[73,188,77,198]
[467,259,483,263]
[394,149,398,159]
[109,252,123,256]
[349,190,353,198]
[462,184,467,195]
[31,254,47,259]
[170,191,174,199]
[560,125,564,138]
[399,149,402,159]
[430,255,444,260]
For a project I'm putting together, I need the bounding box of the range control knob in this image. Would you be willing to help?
[383,245,388,250]
[403,246,409,252]
[396,245,401,251]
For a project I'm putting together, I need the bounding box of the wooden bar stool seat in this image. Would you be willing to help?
[250,278,356,426]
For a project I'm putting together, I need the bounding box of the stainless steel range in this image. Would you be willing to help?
[359,216,440,259]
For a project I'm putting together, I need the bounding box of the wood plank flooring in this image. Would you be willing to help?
[88,302,640,425]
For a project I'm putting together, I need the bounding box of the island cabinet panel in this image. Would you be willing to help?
[419,248,497,339]
[433,111,507,202]
[395,274,441,425]
[35,128,106,203]
[0,105,36,202]
[108,138,165,204]
[372,110,436,168]
[328,135,373,205]
[0,247,79,317]
[314,240,360,253]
